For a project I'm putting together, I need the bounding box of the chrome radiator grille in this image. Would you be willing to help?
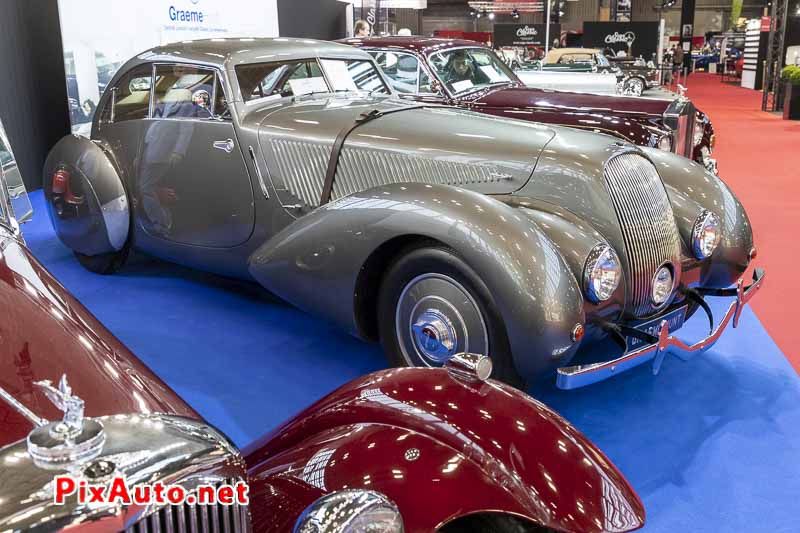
[664,99,696,158]
[603,153,681,317]
[124,486,250,533]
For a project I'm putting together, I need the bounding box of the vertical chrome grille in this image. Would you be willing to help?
[124,480,250,533]
[603,153,681,317]
[663,99,696,158]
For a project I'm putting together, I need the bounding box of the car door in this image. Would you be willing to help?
[134,64,255,248]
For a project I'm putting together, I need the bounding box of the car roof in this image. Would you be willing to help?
[549,47,601,55]
[339,36,490,56]
[139,37,371,69]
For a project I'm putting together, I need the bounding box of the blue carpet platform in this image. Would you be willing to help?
[24,191,799,532]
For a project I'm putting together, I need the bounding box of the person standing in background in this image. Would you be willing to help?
[354,19,370,37]
[672,44,684,79]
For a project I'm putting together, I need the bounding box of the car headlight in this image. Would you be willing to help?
[693,118,705,147]
[295,490,403,533]
[651,265,674,306]
[583,244,622,303]
[692,210,721,259]
[657,134,672,151]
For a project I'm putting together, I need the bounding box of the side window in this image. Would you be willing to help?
[419,68,434,93]
[370,51,419,94]
[236,60,326,101]
[152,65,216,119]
[106,64,153,123]
[214,76,230,119]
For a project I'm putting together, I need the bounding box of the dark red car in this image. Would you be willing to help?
[342,36,717,174]
[0,121,644,531]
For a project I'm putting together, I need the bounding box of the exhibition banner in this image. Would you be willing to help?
[494,24,561,48]
[57,0,279,135]
[582,22,659,60]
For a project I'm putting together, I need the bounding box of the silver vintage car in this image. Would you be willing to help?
[44,38,763,390]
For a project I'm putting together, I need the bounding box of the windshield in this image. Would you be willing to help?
[0,120,33,227]
[596,54,611,68]
[236,58,389,102]
[428,47,516,95]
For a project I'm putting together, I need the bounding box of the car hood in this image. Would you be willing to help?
[247,95,556,206]
[474,85,672,115]
[0,233,197,449]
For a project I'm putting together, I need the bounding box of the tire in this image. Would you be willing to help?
[623,77,645,96]
[439,514,553,533]
[377,244,525,388]
[73,246,129,275]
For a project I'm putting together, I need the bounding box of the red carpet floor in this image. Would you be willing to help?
[678,73,800,369]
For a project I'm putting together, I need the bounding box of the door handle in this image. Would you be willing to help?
[213,138,234,153]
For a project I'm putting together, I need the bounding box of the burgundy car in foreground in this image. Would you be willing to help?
[0,122,643,531]
[342,36,717,173]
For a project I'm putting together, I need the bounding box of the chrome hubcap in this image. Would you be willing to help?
[396,273,488,367]
[411,309,457,363]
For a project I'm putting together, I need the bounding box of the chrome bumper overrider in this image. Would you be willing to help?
[556,268,765,390]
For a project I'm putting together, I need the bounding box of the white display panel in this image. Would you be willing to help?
[58,0,279,135]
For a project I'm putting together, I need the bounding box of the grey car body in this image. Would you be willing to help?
[44,38,762,389]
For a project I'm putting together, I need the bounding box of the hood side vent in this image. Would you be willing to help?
[331,147,507,201]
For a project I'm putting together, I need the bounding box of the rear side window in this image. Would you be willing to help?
[369,51,419,94]
[103,64,153,123]
[236,60,326,101]
[152,65,217,119]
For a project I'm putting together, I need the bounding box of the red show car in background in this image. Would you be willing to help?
[342,36,718,174]
[0,120,643,531]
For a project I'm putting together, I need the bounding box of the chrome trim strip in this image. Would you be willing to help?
[248,146,270,199]
[556,268,764,389]
[0,385,46,426]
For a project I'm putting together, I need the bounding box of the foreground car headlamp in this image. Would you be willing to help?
[583,244,621,303]
[295,490,403,533]
[692,210,721,259]
[651,265,674,305]
[657,134,672,152]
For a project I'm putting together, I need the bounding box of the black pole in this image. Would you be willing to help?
[679,0,696,75]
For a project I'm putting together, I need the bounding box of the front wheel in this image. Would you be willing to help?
[377,245,524,388]
[623,77,645,96]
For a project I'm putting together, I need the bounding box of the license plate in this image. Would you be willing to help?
[626,306,688,351]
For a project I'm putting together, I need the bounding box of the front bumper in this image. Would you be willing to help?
[556,268,764,390]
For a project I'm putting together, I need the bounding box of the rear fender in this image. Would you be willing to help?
[247,182,585,379]
[243,368,645,533]
[42,135,129,255]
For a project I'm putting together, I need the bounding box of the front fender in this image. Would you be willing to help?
[42,135,129,255]
[247,182,584,379]
[642,147,754,287]
[243,368,645,533]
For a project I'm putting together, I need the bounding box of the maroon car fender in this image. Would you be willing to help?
[243,368,645,532]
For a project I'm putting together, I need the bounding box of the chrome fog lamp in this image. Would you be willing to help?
[657,134,672,152]
[295,490,403,533]
[651,265,674,306]
[693,118,705,147]
[583,244,621,303]
[691,210,721,259]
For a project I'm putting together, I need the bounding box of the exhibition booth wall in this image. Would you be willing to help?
[0,0,69,191]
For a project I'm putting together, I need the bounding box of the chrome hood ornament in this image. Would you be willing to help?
[26,374,105,470]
